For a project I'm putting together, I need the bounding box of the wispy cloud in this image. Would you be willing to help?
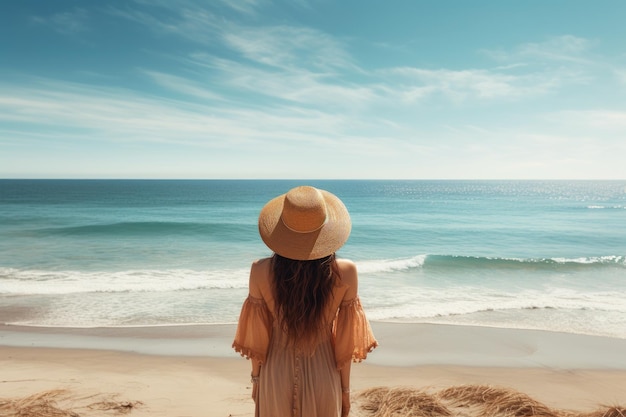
[615,68,626,85]
[384,67,570,102]
[113,3,357,72]
[180,53,378,110]
[31,8,90,35]
[217,0,265,15]
[483,35,595,64]
[222,25,356,71]
[143,70,224,101]
[108,4,222,44]
[517,35,593,62]
[109,4,599,109]
[0,78,386,151]
[547,110,626,133]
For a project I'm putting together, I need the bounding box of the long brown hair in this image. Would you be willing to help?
[271,253,339,346]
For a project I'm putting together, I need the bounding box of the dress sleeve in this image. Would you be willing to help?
[232,295,273,364]
[332,296,378,370]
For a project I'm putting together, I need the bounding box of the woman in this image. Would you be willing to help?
[233,185,378,417]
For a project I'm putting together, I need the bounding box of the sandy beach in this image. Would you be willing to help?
[2,322,626,416]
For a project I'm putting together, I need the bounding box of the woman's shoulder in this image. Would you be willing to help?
[248,257,273,298]
[251,257,272,269]
[336,257,357,273]
[250,257,273,282]
[335,258,358,291]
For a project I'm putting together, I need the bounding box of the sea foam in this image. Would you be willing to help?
[0,267,249,295]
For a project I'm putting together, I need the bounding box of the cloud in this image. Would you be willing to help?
[0,80,246,146]
[215,30,595,107]
[108,3,222,44]
[0,77,384,150]
[143,70,224,101]
[547,110,626,133]
[615,68,626,85]
[31,8,90,34]
[109,4,596,109]
[384,67,568,102]
[172,31,580,111]
[181,54,378,110]
[222,25,356,71]
[218,0,265,15]
[483,35,594,64]
[112,2,357,72]
[517,35,593,61]
[2,74,622,179]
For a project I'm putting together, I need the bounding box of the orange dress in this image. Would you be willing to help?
[233,273,377,417]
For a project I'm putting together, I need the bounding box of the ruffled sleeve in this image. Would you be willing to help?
[332,296,378,370]
[232,295,273,364]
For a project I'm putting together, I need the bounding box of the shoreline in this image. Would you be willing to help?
[2,321,626,368]
[2,322,626,416]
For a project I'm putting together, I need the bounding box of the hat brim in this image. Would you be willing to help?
[258,190,351,261]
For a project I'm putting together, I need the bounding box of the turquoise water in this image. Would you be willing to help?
[1,180,625,338]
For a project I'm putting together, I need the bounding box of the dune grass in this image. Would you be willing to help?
[0,389,142,417]
[1,385,623,417]
[355,385,625,417]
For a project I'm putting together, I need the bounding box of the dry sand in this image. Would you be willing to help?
[1,322,625,416]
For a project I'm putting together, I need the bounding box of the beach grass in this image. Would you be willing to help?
[2,386,624,417]
[0,389,142,417]
[354,385,625,417]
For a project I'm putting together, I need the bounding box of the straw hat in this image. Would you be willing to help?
[258,186,351,261]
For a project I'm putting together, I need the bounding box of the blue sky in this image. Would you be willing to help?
[1,0,625,179]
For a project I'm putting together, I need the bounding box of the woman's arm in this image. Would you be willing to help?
[337,260,355,390]
[336,259,358,416]
[340,361,351,416]
[251,359,261,402]
[247,259,267,401]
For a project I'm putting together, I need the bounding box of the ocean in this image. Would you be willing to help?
[1,180,625,339]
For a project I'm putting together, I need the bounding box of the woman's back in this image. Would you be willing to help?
[248,256,358,328]
[239,256,370,416]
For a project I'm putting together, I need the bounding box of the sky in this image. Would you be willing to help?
[1,0,625,179]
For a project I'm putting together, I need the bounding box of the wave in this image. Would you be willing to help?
[0,267,249,295]
[587,205,625,209]
[30,221,254,238]
[427,254,626,270]
[3,254,624,296]
[364,286,626,321]
[356,255,427,273]
[356,254,626,274]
